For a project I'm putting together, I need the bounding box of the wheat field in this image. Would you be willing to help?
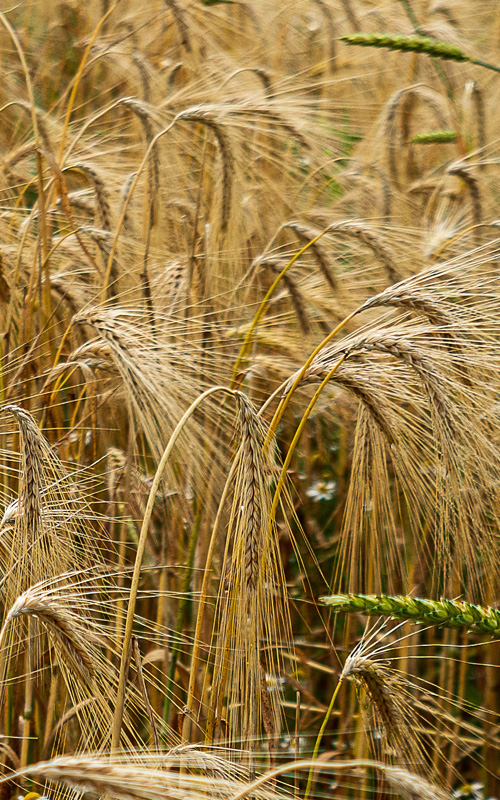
[1,0,500,798]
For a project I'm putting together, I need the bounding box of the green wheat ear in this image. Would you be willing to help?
[340,33,471,61]
[340,32,500,74]
[410,130,458,144]
[320,593,500,636]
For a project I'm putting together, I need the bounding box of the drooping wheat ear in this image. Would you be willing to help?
[359,284,455,327]
[44,337,115,382]
[0,755,259,800]
[332,368,396,446]
[471,82,486,159]
[58,189,96,215]
[410,130,457,144]
[340,647,423,770]
[340,0,361,31]
[209,393,290,748]
[122,98,160,194]
[311,331,455,438]
[341,32,470,61]
[222,68,274,97]
[263,257,310,334]
[43,150,101,275]
[248,68,273,96]
[0,253,10,307]
[322,593,500,636]
[448,165,482,230]
[177,108,234,231]
[282,222,338,291]
[131,52,151,102]
[316,219,400,283]
[165,0,192,52]
[84,226,114,259]
[342,654,400,736]
[345,164,392,219]
[62,163,112,231]
[10,100,53,152]
[310,0,337,67]
[382,766,449,800]
[119,171,138,234]
[248,108,310,151]
[359,285,470,377]
[1,584,95,684]
[383,85,448,188]
[354,333,455,432]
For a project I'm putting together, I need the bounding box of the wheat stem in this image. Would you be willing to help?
[304,678,343,800]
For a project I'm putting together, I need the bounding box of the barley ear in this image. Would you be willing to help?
[340,32,500,73]
[321,593,500,635]
[340,32,471,62]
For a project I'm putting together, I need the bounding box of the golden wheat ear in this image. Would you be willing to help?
[208,393,292,752]
[0,582,96,685]
[337,625,432,775]
[0,405,102,598]
[0,752,266,800]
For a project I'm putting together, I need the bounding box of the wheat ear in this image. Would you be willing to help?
[340,647,424,770]
[0,584,95,684]
[62,163,112,230]
[177,108,234,231]
[264,257,310,334]
[340,32,500,73]
[322,593,500,635]
[410,130,457,144]
[383,766,448,800]
[1,405,43,540]
[0,756,251,800]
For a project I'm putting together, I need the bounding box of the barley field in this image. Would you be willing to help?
[1,1,500,798]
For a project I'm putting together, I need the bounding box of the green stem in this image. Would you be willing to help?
[472,58,500,74]
[304,678,344,800]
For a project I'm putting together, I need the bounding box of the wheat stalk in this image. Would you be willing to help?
[322,593,500,635]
